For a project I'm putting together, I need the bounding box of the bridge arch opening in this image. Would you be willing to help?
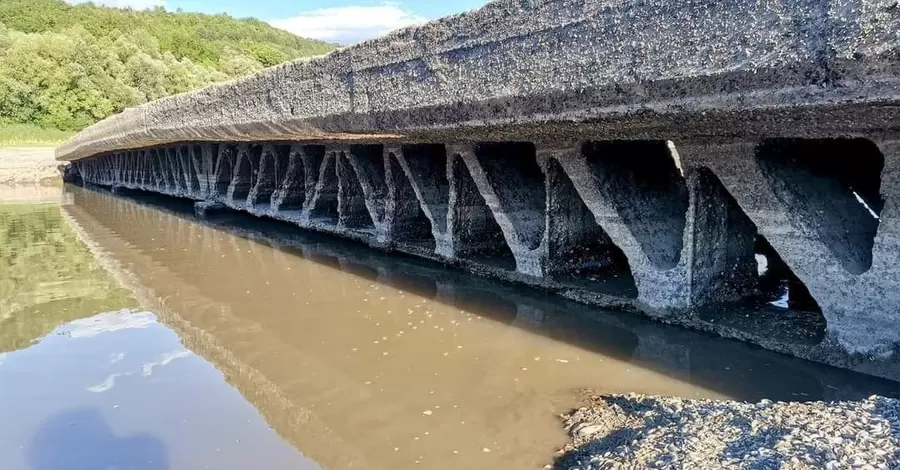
[213,146,235,198]
[251,146,287,208]
[274,146,312,211]
[230,146,259,202]
[581,140,689,270]
[756,138,884,275]
[401,144,450,235]
[308,152,339,223]
[388,151,436,252]
[449,153,516,271]
[472,142,546,251]
[754,235,822,314]
[181,146,201,194]
[546,158,638,298]
[337,151,376,231]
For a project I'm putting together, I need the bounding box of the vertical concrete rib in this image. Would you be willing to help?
[249,144,284,208]
[555,141,757,312]
[336,150,376,231]
[384,147,437,252]
[343,145,389,241]
[162,148,175,194]
[190,144,210,199]
[228,144,259,204]
[394,144,452,257]
[684,166,758,307]
[447,146,516,270]
[306,151,339,223]
[458,142,549,277]
[544,151,636,293]
[179,146,200,197]
[212,145,235,200]
[271,144,309,212]
[172,147,189,195]
[679,139,900,356]
[159,148,174,194]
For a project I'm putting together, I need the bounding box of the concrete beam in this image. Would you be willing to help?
[56,0,900,163]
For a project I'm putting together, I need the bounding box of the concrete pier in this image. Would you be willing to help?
[58,0,900,364]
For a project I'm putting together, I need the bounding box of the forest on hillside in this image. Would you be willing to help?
[0,0,336,135]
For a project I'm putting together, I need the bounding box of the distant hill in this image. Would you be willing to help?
[0,0,337,133]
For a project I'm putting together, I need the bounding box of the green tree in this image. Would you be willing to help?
[0,0,336,133]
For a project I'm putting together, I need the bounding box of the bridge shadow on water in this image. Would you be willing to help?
[65,184,900,406]
[28,409,168,470]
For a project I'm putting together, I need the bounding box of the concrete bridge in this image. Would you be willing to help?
[59,0,900,362]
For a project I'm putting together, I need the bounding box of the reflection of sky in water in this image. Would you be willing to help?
[0,310,318,470]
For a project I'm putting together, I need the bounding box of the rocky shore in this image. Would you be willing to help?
[557,394,899,470]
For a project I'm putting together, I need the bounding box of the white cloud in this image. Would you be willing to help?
[142,350,192,377]
[87,372,131,393]
[62,310,157,339]
[270,3,427,45]
[64,0,165,10]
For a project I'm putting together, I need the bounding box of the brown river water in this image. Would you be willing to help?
[1,183,897,470]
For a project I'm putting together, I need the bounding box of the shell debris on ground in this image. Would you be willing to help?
[558,394,900,470]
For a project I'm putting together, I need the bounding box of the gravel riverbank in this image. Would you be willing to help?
[557,394,899,470]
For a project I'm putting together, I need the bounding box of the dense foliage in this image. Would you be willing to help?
[0,0,335,132]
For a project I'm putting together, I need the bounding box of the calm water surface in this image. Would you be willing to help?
[0,183,897,470]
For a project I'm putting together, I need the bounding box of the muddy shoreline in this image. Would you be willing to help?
[0,147,60,185]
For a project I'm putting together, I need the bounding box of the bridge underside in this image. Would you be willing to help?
[73,135,900,362]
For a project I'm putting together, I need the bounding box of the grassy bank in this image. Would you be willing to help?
[0,124,74,148]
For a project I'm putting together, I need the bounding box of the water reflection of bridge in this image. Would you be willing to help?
[62,186,900,469]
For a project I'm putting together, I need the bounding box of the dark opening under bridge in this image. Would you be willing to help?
[58,0,900,375]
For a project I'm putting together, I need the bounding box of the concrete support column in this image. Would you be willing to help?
[173,147,188,195]
[304,150,339,223]
[454,142,549,277]
[158,148,174,194]
[555,141,757,313]
[136,151,146,189]
[271,144,309,212]
[115,153,124,186]
[227,144,258,205]
[248,144,283,208]
[166,147,184,195]
[211,145,235,200]
[177,146,198,197]
[391,145,452,258]
[333,145,388,240]
[122,153,131,186]
[191,144,214,199]
[447,144,519,270]
[682,139,900,356]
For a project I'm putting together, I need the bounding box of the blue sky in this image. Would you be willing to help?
[65,1,490,44]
